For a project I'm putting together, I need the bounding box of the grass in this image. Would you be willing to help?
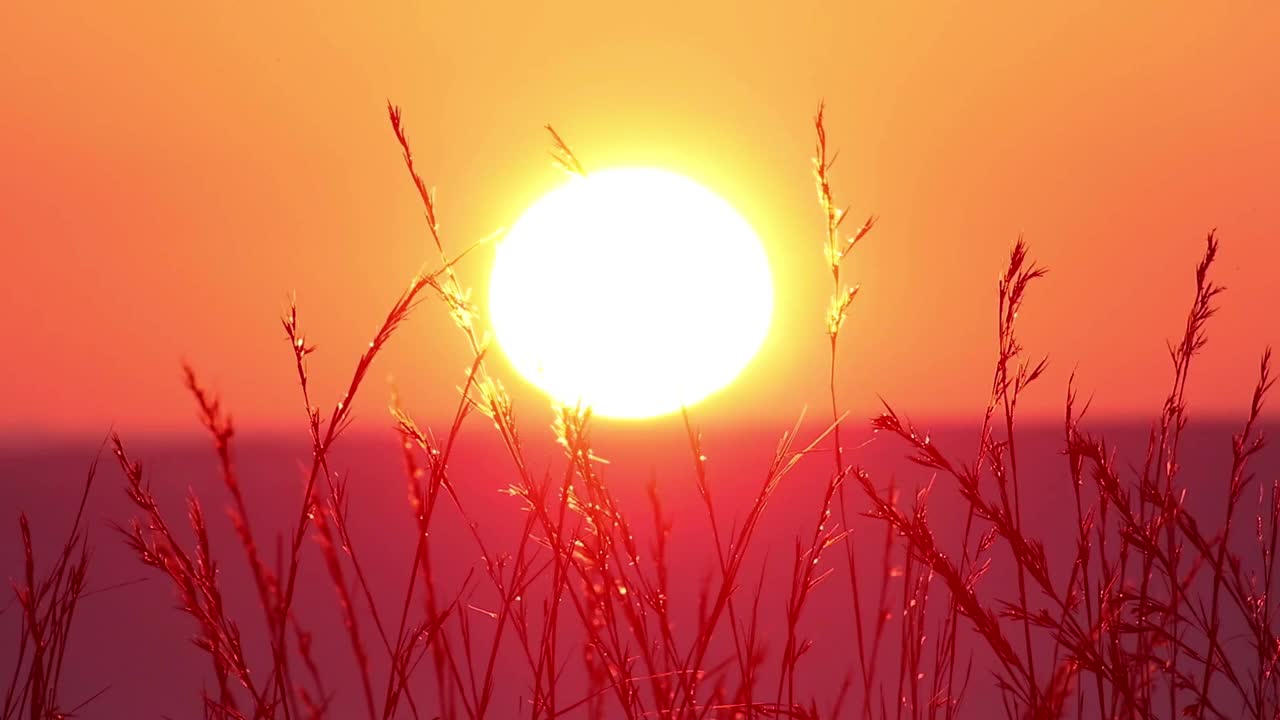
[5,104,1277,720]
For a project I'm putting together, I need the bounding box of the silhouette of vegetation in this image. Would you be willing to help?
[5,105,1276,720]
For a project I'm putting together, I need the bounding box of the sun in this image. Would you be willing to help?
[488,167,774,419]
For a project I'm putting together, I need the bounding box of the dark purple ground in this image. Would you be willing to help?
[2,420,1275,718]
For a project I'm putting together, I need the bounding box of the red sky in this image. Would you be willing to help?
[1,2,1277,436]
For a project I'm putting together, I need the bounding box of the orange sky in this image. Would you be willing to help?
[2,2,1277,436]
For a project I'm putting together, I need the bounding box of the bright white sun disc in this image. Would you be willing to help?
[489,168,773,419]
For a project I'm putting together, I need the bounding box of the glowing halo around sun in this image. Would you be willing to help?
[488,168,774,420]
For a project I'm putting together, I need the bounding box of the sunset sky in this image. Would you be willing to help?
[2,2,1277,436]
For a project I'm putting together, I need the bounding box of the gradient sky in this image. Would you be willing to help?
[2,2,1277,436]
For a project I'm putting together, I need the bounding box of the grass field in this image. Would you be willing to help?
[4,106,1276,720]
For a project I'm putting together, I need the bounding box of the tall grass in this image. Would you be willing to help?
[2,454,100,720]
[5,105,1276,720]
